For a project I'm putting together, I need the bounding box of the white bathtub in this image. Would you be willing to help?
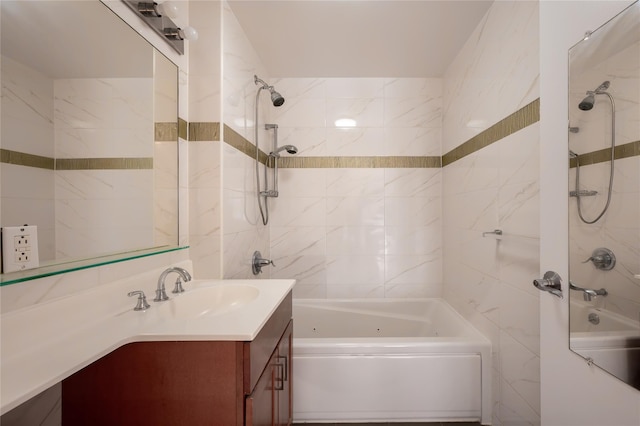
[292,298,492,425]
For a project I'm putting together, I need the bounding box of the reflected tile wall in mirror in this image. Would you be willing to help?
[568,0,640,392]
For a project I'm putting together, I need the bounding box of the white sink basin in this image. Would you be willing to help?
[157,284,260,319]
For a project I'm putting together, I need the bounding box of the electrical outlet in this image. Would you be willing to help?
[2,225,39,273]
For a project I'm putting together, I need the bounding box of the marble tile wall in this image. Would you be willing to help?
[154,139,179,248]
[2,58,180,268]
[220,1,271,280]
[441,2,541,425]
[1,56,56,261]
[53,77,155,259]
[187,0,222,279]
[153,51,180,248]
[267,78,443,299]
[568,39,640,321]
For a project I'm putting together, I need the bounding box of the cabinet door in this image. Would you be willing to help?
[245,354,276,426]
[275,323,292,426]
[245,320,293,426]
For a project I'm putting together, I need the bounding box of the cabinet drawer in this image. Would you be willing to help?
[243,291,292,394]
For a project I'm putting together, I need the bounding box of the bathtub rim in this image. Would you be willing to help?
[293,297,491,341]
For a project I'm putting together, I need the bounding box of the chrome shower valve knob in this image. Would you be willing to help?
[252,251,275,275]
[582,247,616,270]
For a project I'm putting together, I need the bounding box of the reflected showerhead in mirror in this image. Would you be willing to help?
[254,75,285,107]
[578,81,611,110]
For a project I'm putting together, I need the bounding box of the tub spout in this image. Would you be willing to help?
[569,281,607,301]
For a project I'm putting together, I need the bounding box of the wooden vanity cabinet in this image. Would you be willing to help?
[246,321,292,426]
[62,292,292,426]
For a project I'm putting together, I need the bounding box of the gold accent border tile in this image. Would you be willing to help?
[155,122,178,142]
[56,158,153,170]
[223,124,269,164]
[0,149,54,170]
[222,124,438,168]
[178,118,188,140]
[189,122,220,142]
[442,98,540,167]
[277,156,441,168]
[569,140,640,168]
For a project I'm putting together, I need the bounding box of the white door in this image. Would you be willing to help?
[539,1,640,425]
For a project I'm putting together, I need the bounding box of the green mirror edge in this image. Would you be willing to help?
[0,245,189,286]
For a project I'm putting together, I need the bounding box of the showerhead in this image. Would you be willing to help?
[578,81,611,111]
[579,93,595,111]
[270,89,285,107]
[272,144,298,156]
[255,75,285,107]
[284,145,297,154]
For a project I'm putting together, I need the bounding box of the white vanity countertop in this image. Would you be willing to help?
[0,278,295,415]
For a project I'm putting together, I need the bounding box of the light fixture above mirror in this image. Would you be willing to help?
[122,1,198,55]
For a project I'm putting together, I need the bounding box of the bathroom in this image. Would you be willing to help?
[1,0,639,425]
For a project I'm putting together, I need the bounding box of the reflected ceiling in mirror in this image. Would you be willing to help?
[568,0,640,391]
[0,1,182,285]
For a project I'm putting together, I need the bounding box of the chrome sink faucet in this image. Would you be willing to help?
[155,267,192,302]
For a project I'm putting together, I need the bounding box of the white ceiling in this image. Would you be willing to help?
[228,0,494,78]
[1,1,153,79]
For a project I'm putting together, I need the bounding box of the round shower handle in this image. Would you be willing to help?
[582,247,616,270]
[252,251,275,275]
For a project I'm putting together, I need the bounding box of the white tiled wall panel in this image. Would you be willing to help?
[266,77,443,299]
[442,2,541,425]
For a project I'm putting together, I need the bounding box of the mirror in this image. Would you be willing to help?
[0,1,181,285]
[568,0,640,391]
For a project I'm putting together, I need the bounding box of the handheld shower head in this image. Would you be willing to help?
[269,145,298,157]
[273,145,298,154]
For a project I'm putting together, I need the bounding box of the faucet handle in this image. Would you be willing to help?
[172,277,185,294]
[128,290,151,311]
